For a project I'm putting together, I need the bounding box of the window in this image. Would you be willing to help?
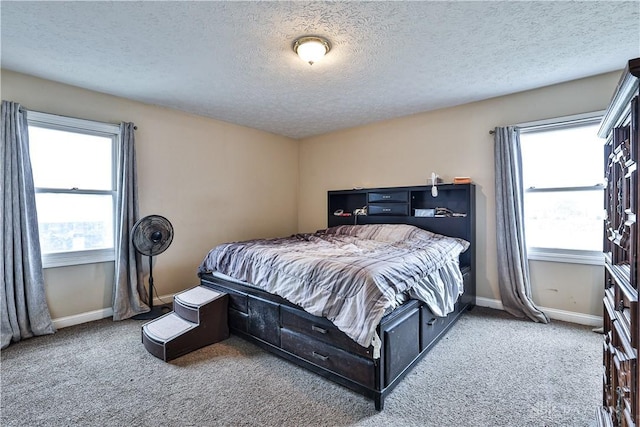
[27,111,120,268]
[520,112,605,265]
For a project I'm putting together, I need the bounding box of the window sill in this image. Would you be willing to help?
[42,249,115,269]
[527,248,604,266]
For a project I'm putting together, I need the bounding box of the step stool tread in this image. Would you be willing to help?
[143,313,196,342]
[175,286,222,307]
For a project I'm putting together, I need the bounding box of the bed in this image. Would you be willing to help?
[197,184,476,409]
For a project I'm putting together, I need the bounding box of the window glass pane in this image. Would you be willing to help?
[521,123,603,188]
[36,193,114,254]
[524,190,604,251]
[29,126,113,190]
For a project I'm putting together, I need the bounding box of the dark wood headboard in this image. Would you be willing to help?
[327,183,476,303]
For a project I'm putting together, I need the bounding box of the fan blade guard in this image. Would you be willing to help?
[131,215,174,256]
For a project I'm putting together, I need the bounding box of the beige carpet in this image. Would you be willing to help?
[0,307,600,427]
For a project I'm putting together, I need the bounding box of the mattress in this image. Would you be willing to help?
[198,224,469,348]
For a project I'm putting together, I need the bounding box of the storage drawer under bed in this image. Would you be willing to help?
[281,328,376,389]
[280,306,373,358]
[420,305,451,352]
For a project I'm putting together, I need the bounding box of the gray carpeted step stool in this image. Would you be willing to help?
[141,286,229,362]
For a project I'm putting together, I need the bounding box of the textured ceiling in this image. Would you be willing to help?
[1,1,639,139]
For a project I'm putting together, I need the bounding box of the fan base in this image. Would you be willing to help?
[132,304,173,320]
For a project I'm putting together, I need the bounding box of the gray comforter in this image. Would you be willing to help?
[198,224,469,348]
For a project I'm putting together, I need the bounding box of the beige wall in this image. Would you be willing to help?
[298,71,621,319]
[2,68,619,322]
[529,262,603,316]
[1,70,299,320]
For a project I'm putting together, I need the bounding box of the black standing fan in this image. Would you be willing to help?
[131,215,174,320]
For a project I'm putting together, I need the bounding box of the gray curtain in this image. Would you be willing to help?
[494,126,549,323]
[1,100,56,349]
[112,122,148,320]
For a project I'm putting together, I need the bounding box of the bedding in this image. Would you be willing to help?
[197,224,469,348]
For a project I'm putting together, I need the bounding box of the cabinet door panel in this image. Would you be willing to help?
[368,203,409,216]
[248,297,280,346]
[383,308,419,386]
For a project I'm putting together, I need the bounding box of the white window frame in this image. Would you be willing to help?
[27,111,120,268]
[520,111,605,266]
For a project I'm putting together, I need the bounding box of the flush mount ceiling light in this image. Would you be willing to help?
[293,36,331,65]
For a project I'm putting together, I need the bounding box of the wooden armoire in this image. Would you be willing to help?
[597,57,640,427]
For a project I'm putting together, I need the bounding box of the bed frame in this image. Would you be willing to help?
[199,184,476,410]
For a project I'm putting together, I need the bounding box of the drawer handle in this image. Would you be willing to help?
[383,208,391,212]
[312,351,328,361]
[311,325,327,334]
[427,318,437,326]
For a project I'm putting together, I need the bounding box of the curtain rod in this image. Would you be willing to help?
[489,128,519,135]
[488,110,604,136]
[488,127,518,135]
[19,106,137,130]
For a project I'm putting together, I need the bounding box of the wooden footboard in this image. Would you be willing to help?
[199,269,473,410]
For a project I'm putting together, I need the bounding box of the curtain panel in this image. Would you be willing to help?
[1,100,56,349]
[494,126,549,323]
[112,122,147,320]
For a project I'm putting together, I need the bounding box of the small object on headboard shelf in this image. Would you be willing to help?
[434,207,462,217]
[453,177,472,184]
[414,208,435,217]
[353,206,367,216]
[333,209,352,217]
[427,173,443,185]
[429,172,441,197]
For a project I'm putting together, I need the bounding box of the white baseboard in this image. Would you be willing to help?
[475,296,602,327]
[475,296,505,311]
[52,294,174,329]
[52,307,114,329]
[54,293,602,330]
